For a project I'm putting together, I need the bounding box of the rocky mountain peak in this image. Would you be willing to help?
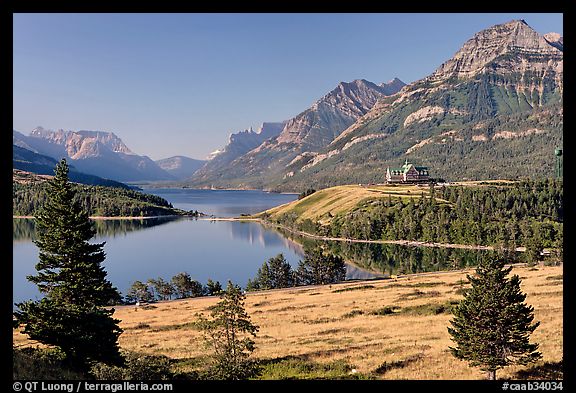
[276,79,394,147]
[380,77,407,95]
[431,19,562,80]
[544,32,563,50]
[17,127,173,181]
[28,127,135,158]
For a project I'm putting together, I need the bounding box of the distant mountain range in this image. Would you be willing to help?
[189,78,406,189]
[155,156,206,180]
[192,122,287,184]
[13,144,133,189]
[13,126,209,184]
[14,20,562,192]
[13,128,184,183]
[186,19,563,191]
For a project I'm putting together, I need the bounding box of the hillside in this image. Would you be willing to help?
[14,264,562,379]
[13,170,191,218]
[188,79,405,189]
[273,20,563,191]
[186,20,562,192]
[13,145,133,189]
[252,180,563,252]
[256,183,439,225]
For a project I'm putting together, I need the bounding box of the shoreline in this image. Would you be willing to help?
[13,215,547,254]
[13,215,186,220]
[137,185,299,195]
[200,216,538,253]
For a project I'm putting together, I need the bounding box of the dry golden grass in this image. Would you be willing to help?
[13,264,562,380]
[258,181,517,227]
[257,184,437,225]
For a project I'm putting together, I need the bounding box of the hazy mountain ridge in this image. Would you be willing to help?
[191,122,287,185]
[13,145,133,189]
[13,128,175,182]
[155,156,207,180]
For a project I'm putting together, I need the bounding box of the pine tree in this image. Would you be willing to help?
[171,272,204,299]
[196,281,260,380]
[447,258,541,380]
[125,280,154,304]
[205,279,223,296]
[266,254,295,288]
[249,254,295,290]
[296,247,346,286]
[14,159,123,367]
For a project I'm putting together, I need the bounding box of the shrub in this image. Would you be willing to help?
[259,356,364,379]
[13,347,87,380]
[370,306,400,315]
[332,285,375,293]
[90,351,174,380]
[342,309,365,319]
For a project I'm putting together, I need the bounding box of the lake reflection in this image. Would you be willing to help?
[13,216,180,242]
[13,218,307,305]
[13,188,506,307]
[274,228,505,276]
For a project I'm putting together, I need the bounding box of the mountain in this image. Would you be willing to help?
[268,20,563,191]
[155,156,206,180]
[191,122,286,185]
[188,78,405,189]
[379,77,407,95]
[13,145,132,189]
[13,128,175,182]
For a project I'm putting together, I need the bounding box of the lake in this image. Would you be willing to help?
[13,188,498,306]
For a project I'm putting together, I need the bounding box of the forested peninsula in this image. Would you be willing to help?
[255,180,563,260]
[13,171,196,218]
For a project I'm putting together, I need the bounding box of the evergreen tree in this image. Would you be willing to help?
[147,277,174,301]
[14,159,123,367]
[196,281,260,380]
[125,280,154,304]
[253,261,272,290]
[296,247,346,286]
[266,254,295,288]
[205,279,223,296]
[171,272,204,299]
[249,254,295,290]
[448,258,541,380]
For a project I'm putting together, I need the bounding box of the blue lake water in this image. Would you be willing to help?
[13,188,495,307]
[13,189,301,305]
[144,188,298,218]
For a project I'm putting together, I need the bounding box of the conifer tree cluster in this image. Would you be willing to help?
[246,249,346,291]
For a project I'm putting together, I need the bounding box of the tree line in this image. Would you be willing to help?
[246,249,346,291]
[125,274,223,303]
[273,180,562,259]
[124,249,347,303]
[13,180,192,217]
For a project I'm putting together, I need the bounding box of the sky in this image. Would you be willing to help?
[13,13,563,161]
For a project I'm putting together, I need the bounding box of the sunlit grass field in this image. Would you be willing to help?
[255,183,448,226]
[14,264,562,379]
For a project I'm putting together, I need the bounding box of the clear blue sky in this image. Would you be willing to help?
[13,13,563,160]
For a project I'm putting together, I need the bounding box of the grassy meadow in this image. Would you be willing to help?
[14,264,562,379]
[256,183,448,226]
